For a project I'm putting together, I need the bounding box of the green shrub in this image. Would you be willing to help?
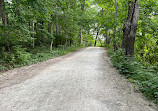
[13,46,31,64]
[108,48,158,104]
[0,45,83,72]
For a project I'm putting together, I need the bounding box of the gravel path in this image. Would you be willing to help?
[0,47,157,111]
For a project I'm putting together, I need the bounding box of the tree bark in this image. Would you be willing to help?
[113,0,117,51]
[122,0,139,56]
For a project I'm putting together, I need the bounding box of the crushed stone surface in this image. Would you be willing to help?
[0,47,157,111]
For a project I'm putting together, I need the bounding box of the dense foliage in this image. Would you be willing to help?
[93,0,158,103]
[108,49,158,104]
[0,0,157,104]
[0,0,97,71]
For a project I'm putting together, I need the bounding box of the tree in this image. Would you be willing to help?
[113,0,117,50]
[79,0,85,44]
[122,0,139,56]
[0,0,3,19]
[94,32,99,46]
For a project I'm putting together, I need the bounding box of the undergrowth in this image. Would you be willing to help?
[108,48,158,104]
[0,45,84,72]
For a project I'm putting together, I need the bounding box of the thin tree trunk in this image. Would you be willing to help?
[64,36,67,50]
[40,20,44,43]
[56,24,59,36]
[50,23,54,53]
[79,28,82,44]
[122,0,139,56]
[113,0,117,51]
[69,33,73,47]
[86,31,90,46]
[79,0,85,45]
[70,36,72,47]
[94,32,99,46]
[32,21,35,48]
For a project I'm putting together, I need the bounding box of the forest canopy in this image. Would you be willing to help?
[0,0,158,103]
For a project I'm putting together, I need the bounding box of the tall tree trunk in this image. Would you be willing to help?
[56,23,60,47]
[32,21,35,48]
[122,0,139,56]
[50,23,54,53]
[64,25,68,49]
[94,32,98,46]
[1,0,10,52]
[86,31,90,46]
[40,20,44,43]
[113,0,117,51]
[0,0,3,19]
[70,36,72,47]
[79,0,85,45]
[64,36,67,50]
[56,24,59,36]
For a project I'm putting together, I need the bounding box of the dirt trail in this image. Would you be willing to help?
[0,47,157,111]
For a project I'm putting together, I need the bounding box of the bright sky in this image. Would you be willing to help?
[5,0,12,3]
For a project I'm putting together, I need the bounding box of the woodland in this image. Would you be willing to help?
[0,0,158,103]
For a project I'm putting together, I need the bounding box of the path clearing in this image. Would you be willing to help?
[0,47,157,111]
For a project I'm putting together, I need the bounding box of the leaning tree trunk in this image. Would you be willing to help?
[122,0,139,56]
